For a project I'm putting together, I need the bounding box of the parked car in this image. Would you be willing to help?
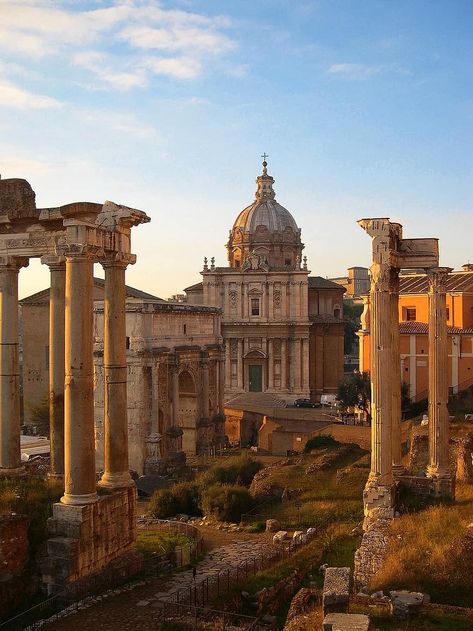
[294,398,320,408]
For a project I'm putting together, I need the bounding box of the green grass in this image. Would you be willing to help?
[135,530,193,559]
[0,477,63,555]
[351,605,473,630]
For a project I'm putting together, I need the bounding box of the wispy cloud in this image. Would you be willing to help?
[0,79,63,109]
[327,62,409,80]
[0,1,236,88]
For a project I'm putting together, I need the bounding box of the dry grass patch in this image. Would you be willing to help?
[372,483,473,606]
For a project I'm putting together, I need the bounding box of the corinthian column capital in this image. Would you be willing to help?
[100,252,136,270]
[427,267,452,294]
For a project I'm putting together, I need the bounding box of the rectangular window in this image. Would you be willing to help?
[404,307,416,321]
[251,298,260,316]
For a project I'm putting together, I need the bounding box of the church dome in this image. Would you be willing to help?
[227,159,304,270]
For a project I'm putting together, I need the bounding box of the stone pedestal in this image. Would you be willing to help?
[0,257,28,475]
[43,487,139,594]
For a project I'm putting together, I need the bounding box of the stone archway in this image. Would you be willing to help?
[178,370,198,453]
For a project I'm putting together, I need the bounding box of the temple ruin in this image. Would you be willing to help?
[358,218,454,527]
[0,177,149,591]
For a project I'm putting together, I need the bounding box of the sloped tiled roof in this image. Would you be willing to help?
[399,321,473,335]
[309,276,346,291]
[184,281,203,292]
[20,278,162,304]
[400,271,473,294]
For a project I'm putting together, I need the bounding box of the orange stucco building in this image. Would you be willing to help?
[359,267,473,400]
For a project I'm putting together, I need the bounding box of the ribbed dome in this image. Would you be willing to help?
[226,159,304,270]
[233,198,299,234]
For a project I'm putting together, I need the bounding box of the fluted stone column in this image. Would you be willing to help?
[41,257,66,479]
[99,258,133,489]
[218,353,225,414]
[368,263,393,488]
[268,339,274,390]
[224,340,231,391]
[0,256,28,475]
[237,339,243,389]
[427,267,452,480]
[200,352,210,421]
[61,250,98,505]
[171,354,179,427]
[390,268,404,475]
[302,337,310,392]
[281,339,287,391]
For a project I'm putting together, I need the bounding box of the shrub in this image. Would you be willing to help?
[304,435,338,452]
[198,454,263,489]
[148,482,201,518]
[201,484,254,522]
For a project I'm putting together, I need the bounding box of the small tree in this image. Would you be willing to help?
[337,371,371,423]
[27,395,50,437]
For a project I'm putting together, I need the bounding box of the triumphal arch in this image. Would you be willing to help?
[359,218,454,526]
[0,177,149,591]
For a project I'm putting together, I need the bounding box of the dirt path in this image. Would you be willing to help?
[44,531,275,631]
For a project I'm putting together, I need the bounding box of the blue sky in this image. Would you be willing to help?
[0,0,472,298]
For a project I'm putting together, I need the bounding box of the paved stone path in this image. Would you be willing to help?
[45,539,276,630]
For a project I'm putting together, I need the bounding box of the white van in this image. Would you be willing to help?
[320,394,338,407]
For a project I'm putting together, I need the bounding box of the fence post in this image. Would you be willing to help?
[227,569,230,590]
[217,571,220,596]
[245,559,248,577]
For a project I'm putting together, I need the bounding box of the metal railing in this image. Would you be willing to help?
[0,520,204,631]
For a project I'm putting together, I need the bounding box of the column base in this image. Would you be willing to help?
[0,465,26,477]
[363,480,396,530]
[98,472,134,490]
[426,465,451,479]
[60,492,99,506]
[48,472,64,482]
[392,464,406,478]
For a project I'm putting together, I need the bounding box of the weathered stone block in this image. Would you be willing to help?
[323,612,371,630]
[265,519,281,532]
[273,530,288,544]
[389,590,424,619]
[322,567,350,614]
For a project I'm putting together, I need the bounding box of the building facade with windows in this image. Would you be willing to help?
[358,267,473,400]
[185,160,345,401]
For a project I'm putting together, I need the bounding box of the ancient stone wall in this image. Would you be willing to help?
[43,487,138,593]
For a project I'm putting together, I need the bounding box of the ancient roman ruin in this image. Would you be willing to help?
[0,177,149,591]
[358,218,454,527]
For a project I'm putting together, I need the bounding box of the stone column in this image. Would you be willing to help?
[368,262,393,488]
[281,339,287,391]
[268,339,274,390]
[99,258,133,489]
[427,267,452,480]
[390,268,404,475]
[218,351,225,414]
[237,338,243,389]
[224,339,231,389]
[171,354,179,428]
[200,351,210,421]
[61,250,98,505]
[302,337,310,392]
[45,256,66,479]
[0,256,28,475]
[294,339,302,390]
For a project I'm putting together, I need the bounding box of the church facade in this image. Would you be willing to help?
[185,160,345,402]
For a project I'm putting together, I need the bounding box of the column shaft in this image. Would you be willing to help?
[62,254,97,505]
[201,353,210,420]
[302,337,310,391]
[427,268,452,478]
[100,262,132,489]
[218,354,225,414]
[268,339,274,390]
[390,269,403,474]
[237,339,243,390]
[281,339,287,391]
[369,266,393,486]
[171,356,179,427]
[0,259,26,474]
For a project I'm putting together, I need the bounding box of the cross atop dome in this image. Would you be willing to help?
[255,154,275,201]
